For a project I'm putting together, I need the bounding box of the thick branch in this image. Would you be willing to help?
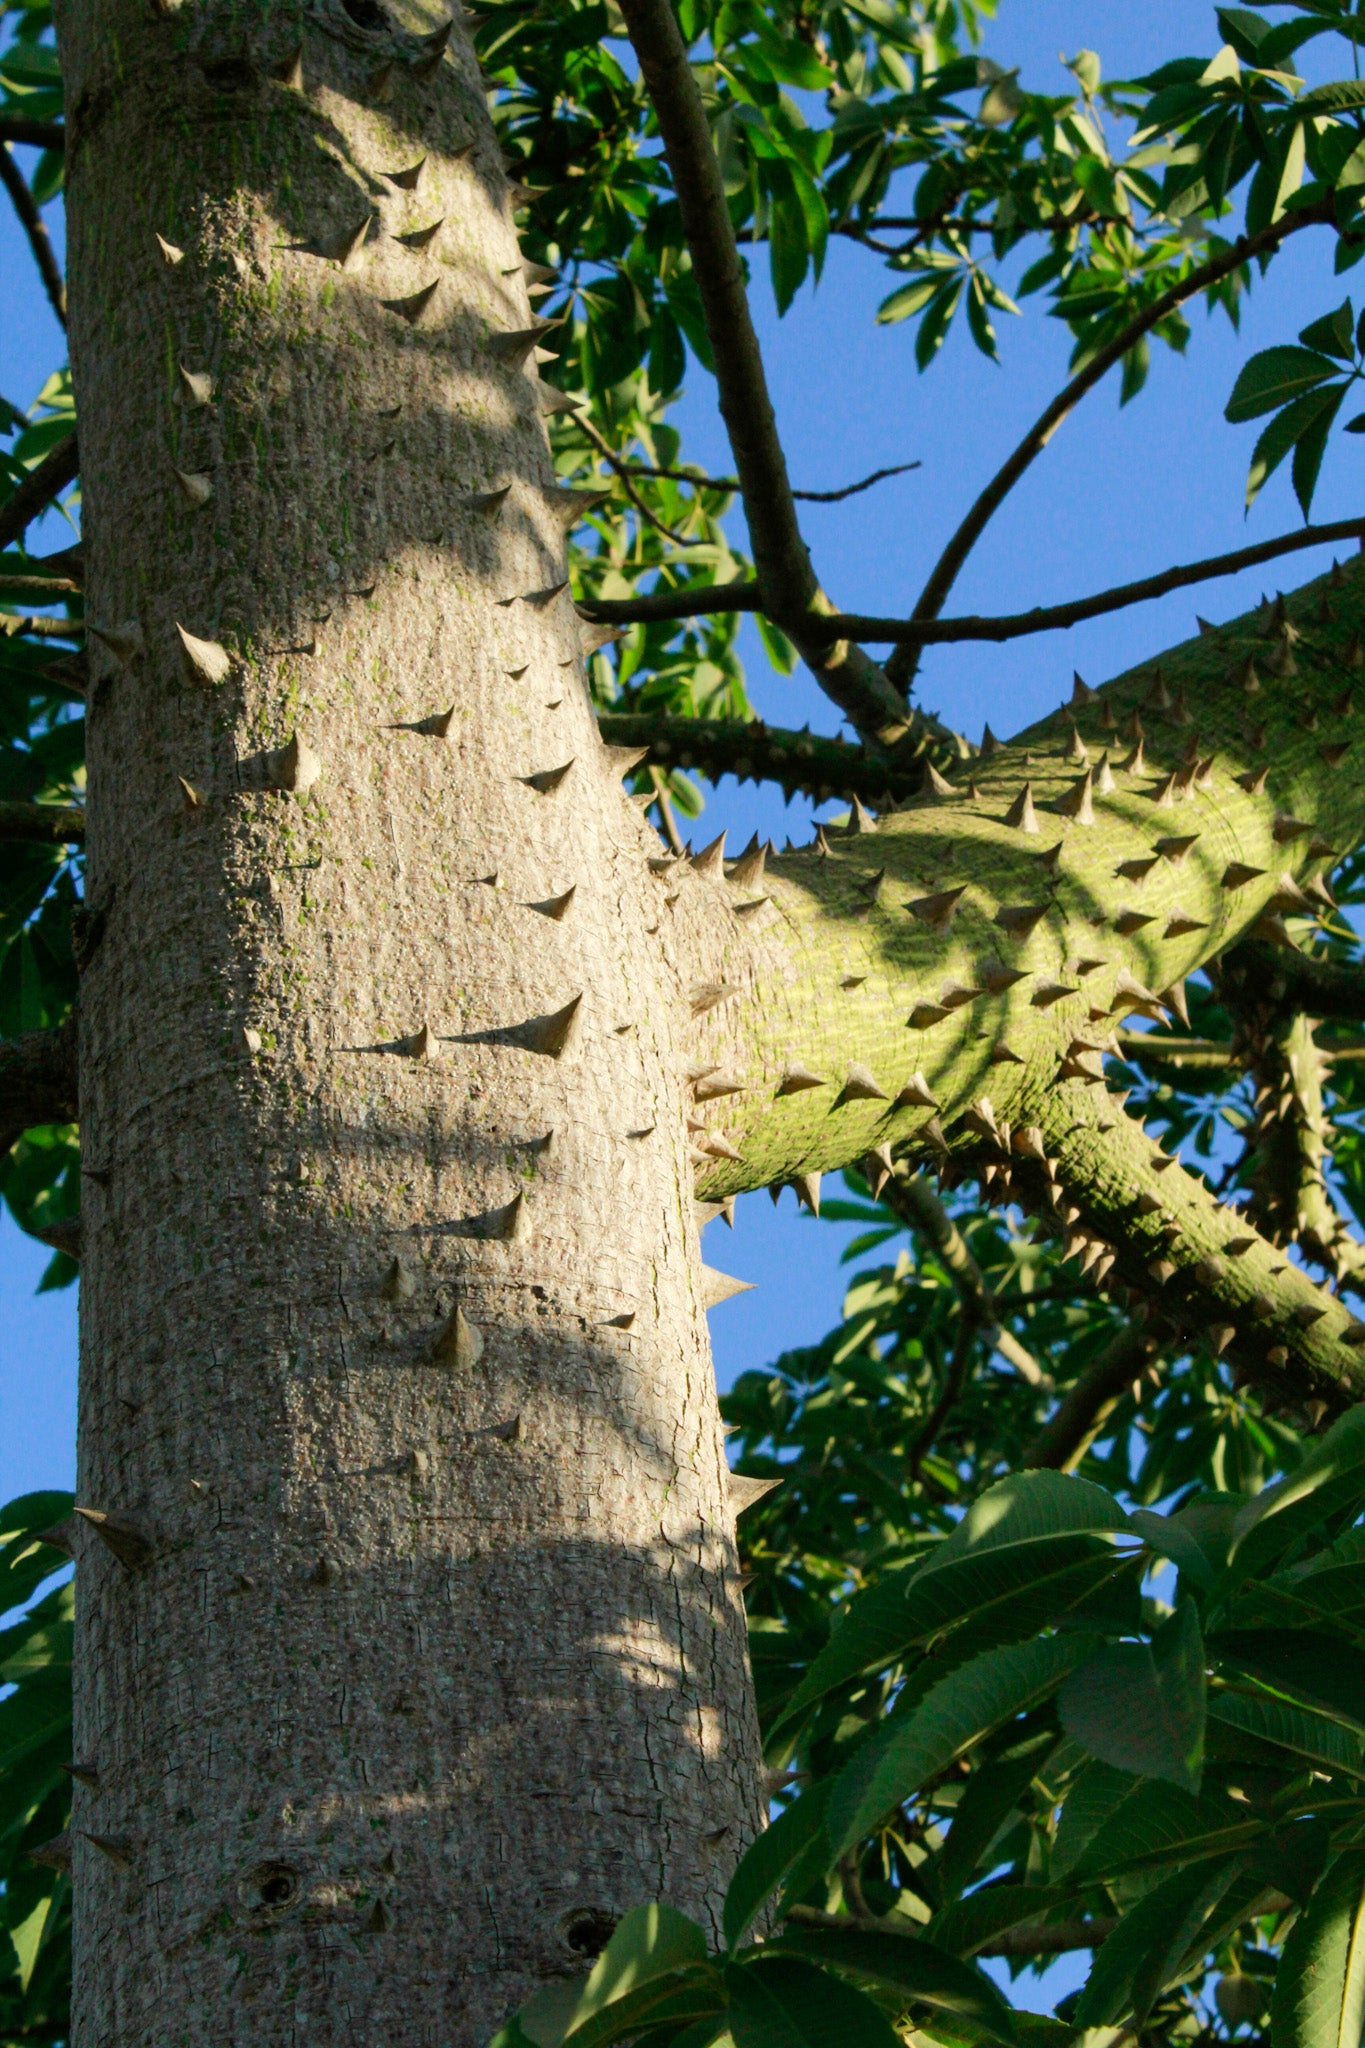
[616,0,911,742]
[673,562,1365,1401]
[0,1015,78,1156]
[0,433,78,552]
[0,144,65,327]
[0,801,85,844]
[596,712,924,807]
[1222,940,1365,1023]
[885,201,1334,687]
[581,516,1365,644]
[0,117,63,152]
[785,1905,1117,1955]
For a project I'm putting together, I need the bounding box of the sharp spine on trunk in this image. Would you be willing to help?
[526,887,576,921]
[178,365,214,406]
[521,994,583,1059]
[155,232,184,267]
[380,281,439,324]
[432,1305,484,1369]
[73,1508,153,1570]
[172,466,213,509]
[905,886,966,930]
[728,838,767,890]
[382,1257,416,1302]
[266,735,323,795]
[839,1064,889,1103]
[1003,783,1039,833]
[89,621,145,665]
[794,1172,821,1216]
[730,1472,779,1512]
[487,321,559,368]
[177,624,231,684]
[703,1268,754,1308]
[396,217,445,253]
[520,760,574,795]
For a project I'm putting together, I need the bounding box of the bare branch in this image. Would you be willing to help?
[784,1904,1118,1955]
[0,1015,78,1157]
[0,116,63,152]
[0,572,81,598]
[596,710,923,807]
[0,801,85,845]
[1117,1031,1365,1071]
[580,513,1365,643]
[0,144,65,328]
[884,200,1336,688]
[612,457,923,505]
[0,433,79,553]
[615,0,912,743]
[1023,1325,1162,1471]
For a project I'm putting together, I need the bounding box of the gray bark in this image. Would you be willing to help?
[52,4,763,2042]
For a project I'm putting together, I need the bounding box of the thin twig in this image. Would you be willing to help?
[0,573,81,597]
[0,614,81,639]
[614,457,922,504]
[0,433,78,552]
[649,769,685,854]
[572,411,705,548]
[580,510,1365,643]
[616,0,911,742]
[784,1904,1119,1955]
[0,144,65,327]
[884,198,1336,687]
[0,117,63,152]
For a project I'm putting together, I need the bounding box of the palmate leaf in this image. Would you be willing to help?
[1059,1594,1206,1790]
[1225,344,1340,422]
[1228,1404,1365,1579]
[724,1955,901,2048]
[1066,1774,1261,1882]
[765,1928,1018,2043]
[828,1633,1098,1858]
[1271,1849,1365,2048]
[723,1779,833,1948]
[1074,1854,1244,2028]
[772,1473,1132,1732]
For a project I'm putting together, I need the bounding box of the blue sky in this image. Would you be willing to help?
[5,0,1364,1500]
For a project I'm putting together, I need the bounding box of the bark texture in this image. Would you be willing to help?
[54,5,762,2043]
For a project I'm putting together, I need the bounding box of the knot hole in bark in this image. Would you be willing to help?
[241,1862,302,1915]
[559,1907,618,1959]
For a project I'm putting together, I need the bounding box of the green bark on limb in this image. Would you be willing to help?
[595,712,926,809]
[1022,1325,1161,1472]
[670,570,1365,1396]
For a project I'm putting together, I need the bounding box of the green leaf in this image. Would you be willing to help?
[571,1905,708,2031]
[923,1473,1133,1578]
[1300,301,1357,362]
[774,1536,1123,1732]
[1059,1594,1206,1791]
[1075,1855,1243,2028]
[828,1634,1098,1858]
[1292,381,1346,516]
[766,1928,1017,2044]
[1209,1630,1365,1733]
[1225,345,1339,423]
[1207,1692,1365,1778]
[928,1884,1068,1959]
[1271,1849,1365,2048]
[1051,1759,1136,1880]
[724,1957,902,2048]
[916,280,964,371]
[723,1780,833,1950]
[876,277,943,327]
[1230,1406,1365,1575]
[1246,384,1346,510]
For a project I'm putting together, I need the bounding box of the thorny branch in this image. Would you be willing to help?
[615,0,913,743]
[884,199,1337,689]
[0,144,65,328]
[595,711,929,807]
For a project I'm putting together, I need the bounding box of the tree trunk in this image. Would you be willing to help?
[53,5,762,2042]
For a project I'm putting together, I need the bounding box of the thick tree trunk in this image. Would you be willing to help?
[53,5,762,2042]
